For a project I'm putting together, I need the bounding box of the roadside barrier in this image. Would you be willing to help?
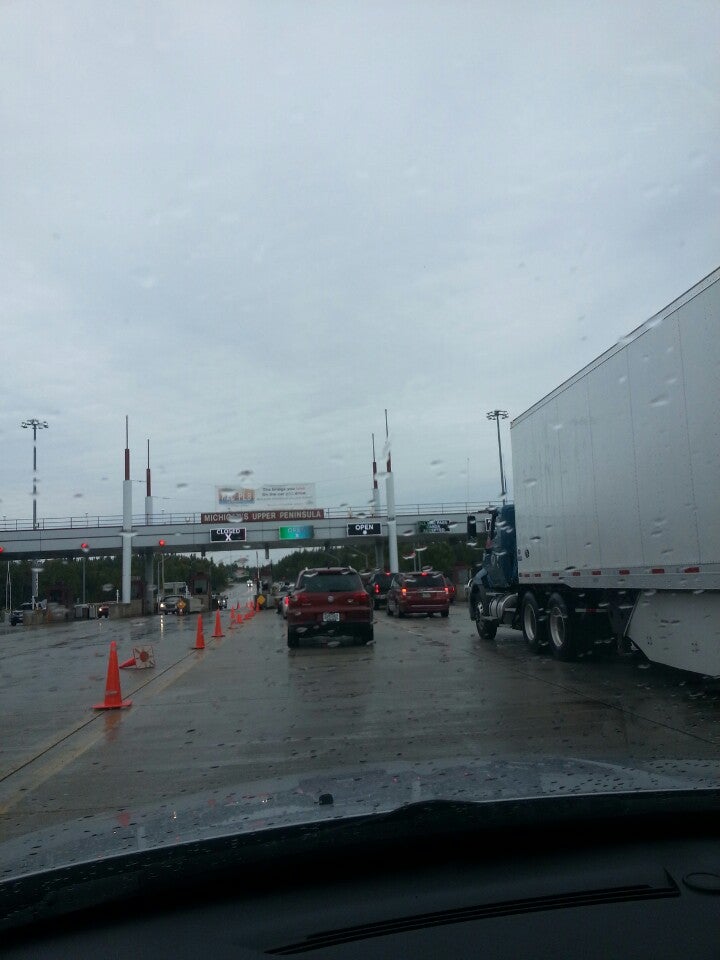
[93,641,132,710]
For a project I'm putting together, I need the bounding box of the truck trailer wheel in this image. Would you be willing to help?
[521,592,546,652]
[547,592,576,660]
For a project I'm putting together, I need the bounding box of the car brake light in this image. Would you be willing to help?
[444,586,449,595]
[352,591,370,604]
[401,587,407,596]
[374,584,380,594]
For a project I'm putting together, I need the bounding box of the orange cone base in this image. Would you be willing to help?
[94,698,132,710]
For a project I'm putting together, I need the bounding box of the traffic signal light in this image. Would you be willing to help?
[158,539,166,547]
[467,515,477,539]
[80,542,90,554]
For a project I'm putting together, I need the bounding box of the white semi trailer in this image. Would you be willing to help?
[469,267,720,675]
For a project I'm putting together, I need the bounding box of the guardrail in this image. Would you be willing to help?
[0,501,501,532]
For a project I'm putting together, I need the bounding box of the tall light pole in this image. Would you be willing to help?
[486,410,508,499]
[21,418,49,530]
[21,418,48,605]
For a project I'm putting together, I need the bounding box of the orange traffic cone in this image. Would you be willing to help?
[212,609,225,638]
[93,641,132,710]
[193,615,205,650]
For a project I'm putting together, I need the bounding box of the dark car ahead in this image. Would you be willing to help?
[10,602,33,625]
[387,570,450,618]
[366,571,394,609]
[158,595,188,616]
[286,567,374,648]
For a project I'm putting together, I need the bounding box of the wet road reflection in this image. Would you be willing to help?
[2,586,720,845]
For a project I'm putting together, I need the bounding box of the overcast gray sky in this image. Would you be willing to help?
[2,0,718,524]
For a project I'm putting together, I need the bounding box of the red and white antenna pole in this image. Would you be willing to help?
[121,415,133,604]
[384,409,399,573]
[372,433,381,517]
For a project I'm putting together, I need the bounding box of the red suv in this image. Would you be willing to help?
[386,571,450,618]
[286,567,374,648]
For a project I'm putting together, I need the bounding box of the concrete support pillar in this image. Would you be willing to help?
[144,550,155,612]
[386,470,399,574]
[122,477,132,604]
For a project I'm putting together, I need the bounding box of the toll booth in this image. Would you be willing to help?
[47,582,73,608]
[188,572,211,611]
[131,575,146,613]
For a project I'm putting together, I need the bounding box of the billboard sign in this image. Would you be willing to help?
[217,483,316,507]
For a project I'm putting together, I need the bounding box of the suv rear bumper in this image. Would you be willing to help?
[400,601,449,615]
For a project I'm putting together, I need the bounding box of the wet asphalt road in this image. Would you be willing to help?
[2,585,720,844]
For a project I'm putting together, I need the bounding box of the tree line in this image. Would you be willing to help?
[3,554,236,608]
[271,535,486,583]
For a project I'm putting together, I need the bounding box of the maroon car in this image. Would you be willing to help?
[286,567,374,648]
[386,570,450,618]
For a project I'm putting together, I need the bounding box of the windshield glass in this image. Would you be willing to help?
[297,572,363,592]
[1,0,719,893]
[371,574,393,587]
[404,573,445,588]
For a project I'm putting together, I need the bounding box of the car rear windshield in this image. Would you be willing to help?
[404,573,444,588]
[372,574,393,587]
[298,571,363,593]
